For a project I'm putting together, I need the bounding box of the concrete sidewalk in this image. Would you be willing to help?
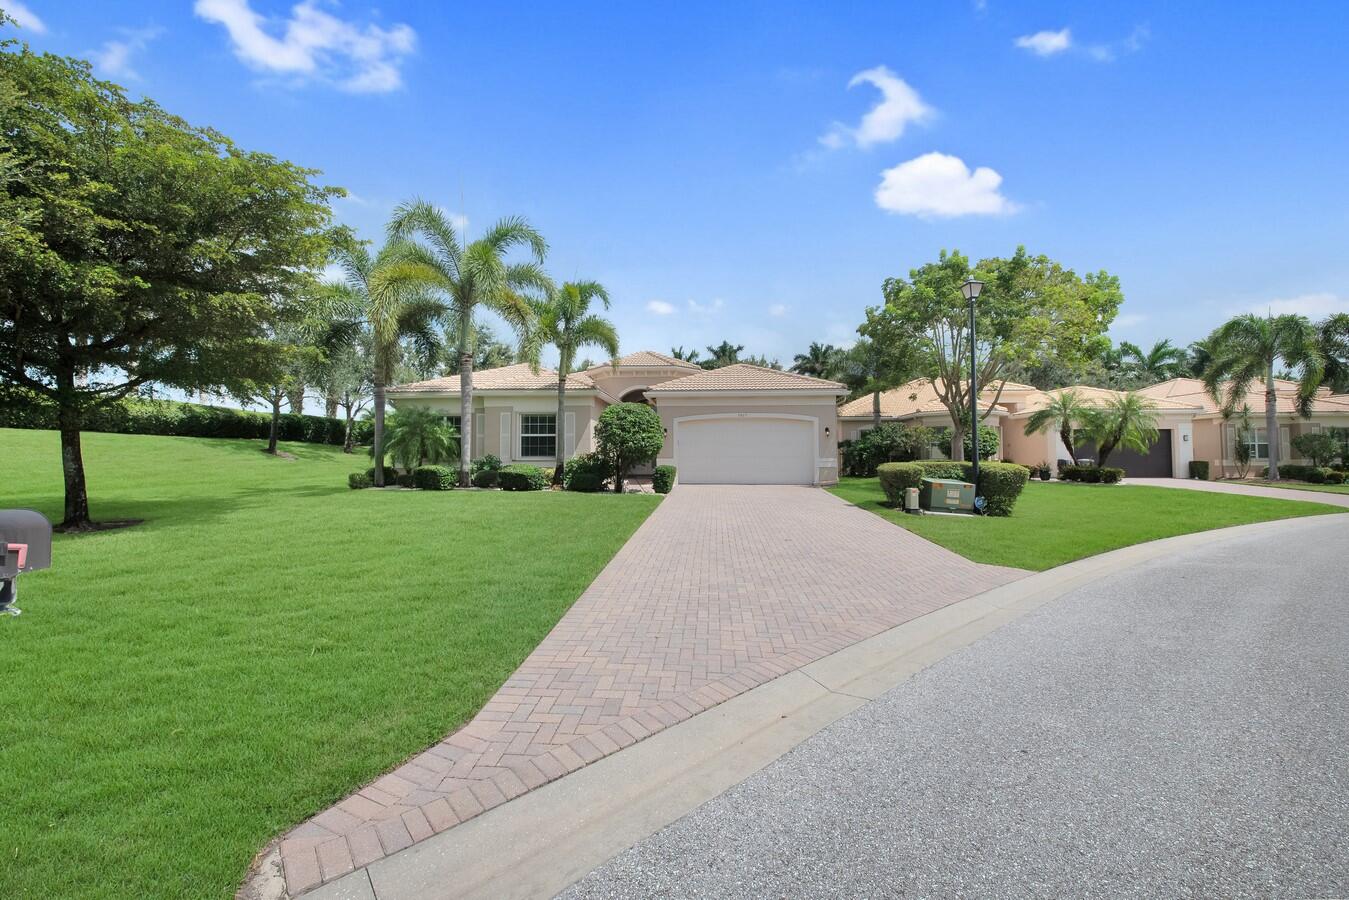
[1128,476,1349,507]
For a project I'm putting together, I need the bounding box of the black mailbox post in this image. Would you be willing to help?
[1,509,52,616]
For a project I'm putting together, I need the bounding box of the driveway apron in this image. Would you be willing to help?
[274,485,1025,895]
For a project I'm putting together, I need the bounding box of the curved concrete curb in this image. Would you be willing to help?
[303,513,1346,900]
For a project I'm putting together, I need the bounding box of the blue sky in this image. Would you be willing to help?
[11,0,1349,371]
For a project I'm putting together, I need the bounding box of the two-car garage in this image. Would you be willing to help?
[675,416,818,485]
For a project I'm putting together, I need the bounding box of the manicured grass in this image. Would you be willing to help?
[829,476,1341,571]
[0,429,659,899]
[1219,478,1349,495]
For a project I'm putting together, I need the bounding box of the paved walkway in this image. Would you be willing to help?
[567,515,1349,899]
[273,485,1025,896]
[1128,476,1349,507]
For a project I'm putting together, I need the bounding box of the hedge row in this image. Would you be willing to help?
[1263,464,1347,484]
[0,390,370,446]
[875,460,1029,517]
[499,464,551,491]
[413,465,456,490]
[1060,465,1125,484]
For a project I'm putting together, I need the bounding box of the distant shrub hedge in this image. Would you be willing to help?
[563,452,608,491]
[498,464,549,491]
[1060,465,1125,484]
[413,465,455,490]
[0,389,366,446]
[365,466,397,484]
[1188,460,1210,480]
[652,465,676,494]
[875,459,1028,517]
[348,472,373,490]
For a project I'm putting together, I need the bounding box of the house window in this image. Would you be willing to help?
[1243,427,1270,460]
[442,415,461,433]
[519,414,556,458]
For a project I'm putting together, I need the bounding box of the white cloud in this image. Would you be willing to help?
[874,152,1017,218]
[687,298,724,316]
[193,0,416,93]
[90,28,163,80]
[646,300,675,316]
[6,1,44,33]
[1112,313,1148,329]
[820,65,932,150]
[1240,292,1347,319]
[768,304,788,317]
[1015,28,1072,57]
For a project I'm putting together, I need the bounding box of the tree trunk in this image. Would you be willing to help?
[1265,362,1279,481]
[948,411,966,462]
[267,392,281,454]
[459,346,474,487]
[342,392,355,453]
[871,391,881,429]
[324,383,339,419]
[287,382,305,414]
[553,354,568,485]
[372,373,387,486]
[56,376,92,530]
[614,455,625,494]
[1059,424,1075,462]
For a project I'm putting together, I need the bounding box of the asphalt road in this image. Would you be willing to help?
[562,516,1349,899]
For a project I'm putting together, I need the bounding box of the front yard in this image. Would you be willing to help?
[0,429,659,899]
[1220,479,1349,495]
[829,477,1342,570]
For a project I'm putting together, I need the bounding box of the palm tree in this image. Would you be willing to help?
[1319,313,1349,393]
[526,280,620,483]
[701,341,743,369]
[1082,392,1160,468]
[1186,336,1216,378]
[1202,314,1324,481]
[671,345,700,364]
[380,407,460,469]
[1022,388,1089,462]
[380,200,551,486]
[1120,338,1186,383]
[324,237,444,486]
[791,342,843,379]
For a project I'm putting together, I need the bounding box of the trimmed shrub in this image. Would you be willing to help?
[471,469,499,488]
[498,464,549,491]
[395,473,416,488]
[1099,467,1125,484]
[652,465,677,494]
[1188,460,1210,480]
[413,465,455,490]
[1324,469,1346,485]
[877,462,925,505]
[842,423,934,476]
[594,403,665,492]
[1060,464,1100,483]
[348,471,373,490]
[563,452,609,491]
[1306,467,1328,484]
[471,454,502,478]
[566,473,604,493]
[1292,432,1343,468]
[978,461,1030,516]
[365,466,397,484]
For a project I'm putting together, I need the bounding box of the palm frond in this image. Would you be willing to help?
[478,215,548,262]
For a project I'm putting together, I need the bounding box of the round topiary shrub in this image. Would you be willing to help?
[976,461,1031,516]
[652,465,677,494]
[566,473,604,493]
[348,471,373,490]
[498,464,549,491]
[594,403,665,493]
[876,462,925,505]
[471,469,499,488]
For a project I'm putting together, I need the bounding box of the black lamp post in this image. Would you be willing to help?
[961,277,985,493]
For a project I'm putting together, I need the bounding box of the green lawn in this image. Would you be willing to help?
[829,476,1342,570]
[1219,478,1349,495]
[0,429,659,899]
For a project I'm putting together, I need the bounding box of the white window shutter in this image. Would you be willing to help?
[564,412,576,457]
[500,412,511,461]
[1279,426,1291,462]
[475,414,484,457]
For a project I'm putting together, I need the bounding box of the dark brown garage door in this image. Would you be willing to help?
[1076,429,1173,477]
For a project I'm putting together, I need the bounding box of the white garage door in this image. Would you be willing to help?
[676,416,816,484]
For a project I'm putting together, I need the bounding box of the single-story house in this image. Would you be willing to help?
[1136,377,1349,477]
[386,351,848,485]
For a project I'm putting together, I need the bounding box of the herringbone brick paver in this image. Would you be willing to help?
[276,486,1025,895]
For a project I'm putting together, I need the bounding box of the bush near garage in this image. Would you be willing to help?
[412,465,456,490]
[875,460,1029,517]
[652,465,677,494]
[594,403,665,493]
[840,423,934,476]
[498,464,550,491]
[1189,460,1210,480]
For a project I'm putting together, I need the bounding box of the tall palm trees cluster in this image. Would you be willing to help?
[323,202,618,487]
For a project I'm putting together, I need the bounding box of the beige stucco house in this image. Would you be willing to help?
[386,351,848,485]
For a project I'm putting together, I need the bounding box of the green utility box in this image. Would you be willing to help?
[920,477,975,512]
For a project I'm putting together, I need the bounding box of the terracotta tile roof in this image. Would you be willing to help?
[645,363,846,393]
[387,363,596,394]
[837,378,1039,418]
[1036,385,1203,412]
[586,351,702,371]
[1137,377,1349,415]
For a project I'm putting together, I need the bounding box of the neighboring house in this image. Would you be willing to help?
[1136,378,1349,478]
[386,351,848,485]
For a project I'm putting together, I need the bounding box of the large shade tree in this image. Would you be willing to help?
[381,201,550,486]
[0,37,338,527]
[863,248,1122,460]
[838,335,916,428]
[1201,313,1324,481]
[526,280,619,483]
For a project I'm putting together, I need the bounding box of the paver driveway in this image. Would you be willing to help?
[274,485,1026,895]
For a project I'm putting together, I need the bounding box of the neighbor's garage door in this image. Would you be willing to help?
[1081,429,1174,477]
[677,417,816,484]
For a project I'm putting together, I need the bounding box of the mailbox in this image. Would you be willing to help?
[1,508,52,616]
[919,478,975,513]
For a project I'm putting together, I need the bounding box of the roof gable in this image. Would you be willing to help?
[388,362,596,394]
[646,363,846,393]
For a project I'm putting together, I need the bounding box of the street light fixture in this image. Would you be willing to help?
[961,277,985,499]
